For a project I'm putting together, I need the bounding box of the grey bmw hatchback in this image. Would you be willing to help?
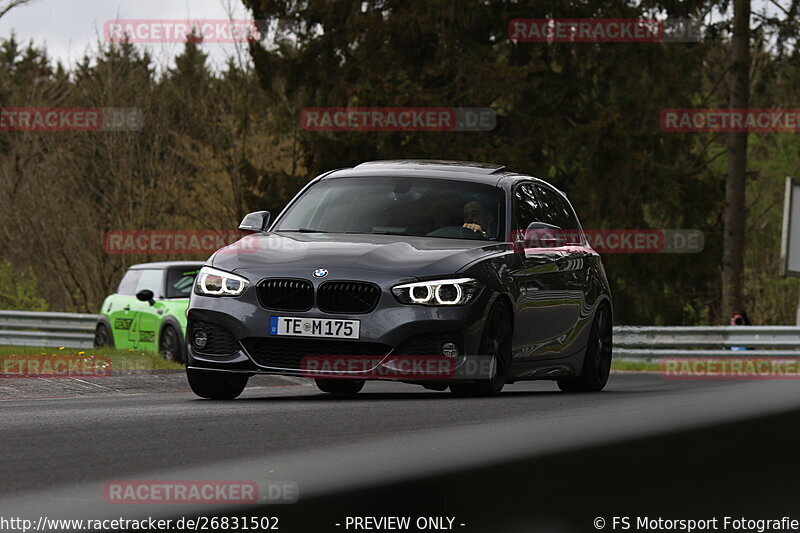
[186,160,613,399]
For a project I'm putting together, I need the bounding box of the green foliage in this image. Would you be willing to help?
[0,260,48,311]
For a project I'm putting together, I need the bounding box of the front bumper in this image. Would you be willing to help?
[186,274,492,382]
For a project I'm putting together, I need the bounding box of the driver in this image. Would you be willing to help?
[462,197,496,239]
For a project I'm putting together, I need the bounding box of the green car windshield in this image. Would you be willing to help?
[165,268,200,299]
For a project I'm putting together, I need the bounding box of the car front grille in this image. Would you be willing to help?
[317,281,381,314]
[257,279,314,311]
[241,337,391,369]
[395,333,462,355]
[190,321,240,355]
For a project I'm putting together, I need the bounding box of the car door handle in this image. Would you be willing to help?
[123,305,130,311]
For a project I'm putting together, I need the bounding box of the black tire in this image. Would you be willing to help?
[159,325,185,364]
[315,379,365,394]
[186,369,248,400]
[558,305,612,392]
[450,299,513,396]
[94,323,114,348]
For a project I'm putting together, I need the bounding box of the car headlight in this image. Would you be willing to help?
[194,266,250,297]
[391,278,481,306]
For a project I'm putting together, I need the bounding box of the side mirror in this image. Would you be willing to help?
[524,222,566,249]
[136,289,155,306]
[239,211,271,232]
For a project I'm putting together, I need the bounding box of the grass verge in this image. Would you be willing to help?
[612,360,660,372]
[0,345,659,374]
[0,345,183,372]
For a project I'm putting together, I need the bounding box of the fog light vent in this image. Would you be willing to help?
[441,342,459,358]
[193,329,208,349]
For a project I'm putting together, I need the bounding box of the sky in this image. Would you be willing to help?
[0,0,253,71]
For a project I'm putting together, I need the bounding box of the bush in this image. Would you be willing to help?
[0,260,48,311]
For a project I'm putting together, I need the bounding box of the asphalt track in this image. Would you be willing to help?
[3,372,800,532]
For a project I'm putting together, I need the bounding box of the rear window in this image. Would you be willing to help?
[534,184,582,232]
[165,267,201,299]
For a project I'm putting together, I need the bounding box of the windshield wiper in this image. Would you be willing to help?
[345,231,415,236]
[282,228,329,233]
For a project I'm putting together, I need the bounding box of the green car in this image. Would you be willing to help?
[94,261,203,362]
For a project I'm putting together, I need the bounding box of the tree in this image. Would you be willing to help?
[722,0,750,319]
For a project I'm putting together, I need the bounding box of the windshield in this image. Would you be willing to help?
[274,177,505,241]
[165,266,201,298]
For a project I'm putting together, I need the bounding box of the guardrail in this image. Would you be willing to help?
[0,310,99,348]
[614,325,800,360]
[0,311,798,357]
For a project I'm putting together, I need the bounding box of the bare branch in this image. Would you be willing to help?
[0,0,37,20]
[767,0,790,16]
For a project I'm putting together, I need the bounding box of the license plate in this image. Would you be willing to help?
[270,317,360,339]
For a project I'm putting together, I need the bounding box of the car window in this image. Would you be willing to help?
[513,183,543,231]
[274,177,505,241]
[533,184,583,243]
[117,269,142,296]
[135,269,164,298]
[165,267,201,299]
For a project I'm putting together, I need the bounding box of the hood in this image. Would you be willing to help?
[210,232,504,279]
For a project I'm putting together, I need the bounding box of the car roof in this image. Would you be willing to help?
[320,160,564,194]
[356,160,506,174]
[128,261,205,270]
[322,159,512,185]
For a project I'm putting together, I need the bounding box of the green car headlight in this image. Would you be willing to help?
[391,278,481,306]
[194,266,250,297]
